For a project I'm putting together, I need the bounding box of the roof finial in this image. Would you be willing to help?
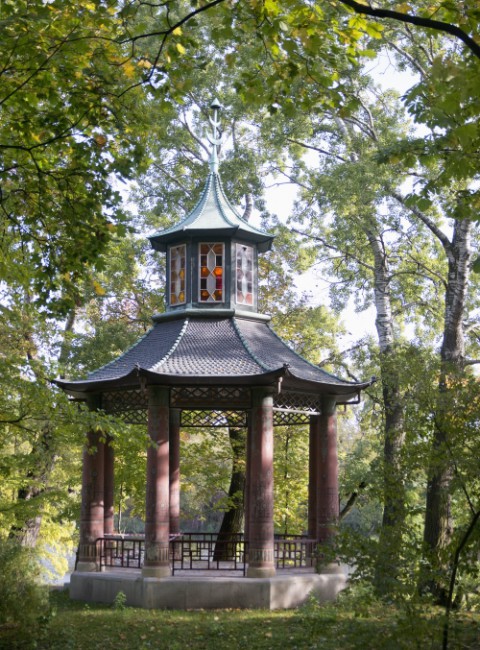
[208,98,222,174]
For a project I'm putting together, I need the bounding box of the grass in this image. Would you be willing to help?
[1,587,479,650]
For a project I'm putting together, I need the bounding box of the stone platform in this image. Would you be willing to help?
[69,567,347,610]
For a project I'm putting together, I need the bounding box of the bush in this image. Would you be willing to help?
[0,538,50,648]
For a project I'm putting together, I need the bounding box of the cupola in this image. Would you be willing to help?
[148,100,274,317]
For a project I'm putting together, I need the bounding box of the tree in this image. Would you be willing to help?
[0,0,150,313]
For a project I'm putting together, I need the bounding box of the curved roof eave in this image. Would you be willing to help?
[53,365,372,402]
[149,172,274,252]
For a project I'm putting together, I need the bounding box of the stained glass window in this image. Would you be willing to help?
[169,244,186,305]
[235,243,254,306]
[199,243,224,302]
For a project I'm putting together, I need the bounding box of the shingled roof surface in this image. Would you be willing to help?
[58,316,361,392]
[149,173,273,252]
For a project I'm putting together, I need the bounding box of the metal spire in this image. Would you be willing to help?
[208,98,222,173]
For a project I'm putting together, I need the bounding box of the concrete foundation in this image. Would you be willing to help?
[69,568,347,610]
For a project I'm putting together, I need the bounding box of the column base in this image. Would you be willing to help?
[76,561,98,573]
[142,565,171,579]
[246,565,276,578]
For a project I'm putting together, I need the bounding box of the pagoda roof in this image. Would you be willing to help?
[55,314,371,403]
[148,172,274,253]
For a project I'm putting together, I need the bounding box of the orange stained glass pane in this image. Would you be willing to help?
[200,244,209,254]
[179,269,185,280]
[201,266,209,277]
[213,244,222,254]
[178,291,185,302]
[214,289,223,300]
[245,294,253,305]
[200,290,210,300]
[213,267,223,277]
[171,294,177,305]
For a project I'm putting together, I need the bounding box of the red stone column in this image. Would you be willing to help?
[308,415,318,540]
[77,395,105,572]
[315,396,342,573]
[104,436,115,536]
[169,409,181,536]
[246,387,275,578]
[244,413,252,561]
[142,385,171,578]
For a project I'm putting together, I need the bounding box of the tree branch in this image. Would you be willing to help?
[340,481,367,520]
[287,138,348,163]
[390,190,452,257]
[336,0,480,60]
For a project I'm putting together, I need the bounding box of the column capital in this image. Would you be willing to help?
[147,385,169,407]
[86,393,101,411]
[321,395,337,415]
[251,385,275,406]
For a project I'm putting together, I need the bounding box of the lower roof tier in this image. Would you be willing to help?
[55,314,371,402]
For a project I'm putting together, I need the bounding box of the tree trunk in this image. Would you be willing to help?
[366,228,407,594]
[10,303,76,548]
[9,424,56,547]
[213,426,246,561]
[422,218,471,602]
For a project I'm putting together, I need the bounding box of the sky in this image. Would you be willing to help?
[260,54,418,349]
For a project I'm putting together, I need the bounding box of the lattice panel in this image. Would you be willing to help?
[171,385,250,408]
[273,410,310,426]
[274,391,322,414]
[102,390,148,425]
[181,410,247,428]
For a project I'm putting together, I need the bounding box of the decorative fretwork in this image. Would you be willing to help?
[100,387,323,427]
[102,390,148,425]
[171,385,250,409]
[181,410,247,428]
[273,410,310,426]
[274,391,322,415]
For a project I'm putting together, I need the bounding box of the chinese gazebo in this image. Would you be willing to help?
[56,101,370,608]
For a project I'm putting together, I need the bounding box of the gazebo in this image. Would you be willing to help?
[56,101,371,609]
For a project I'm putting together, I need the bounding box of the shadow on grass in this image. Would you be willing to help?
[4,588,476,650]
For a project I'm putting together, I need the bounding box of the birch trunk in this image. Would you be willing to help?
[366,229,406,593]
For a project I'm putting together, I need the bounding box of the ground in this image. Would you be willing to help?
[1,587,479,649]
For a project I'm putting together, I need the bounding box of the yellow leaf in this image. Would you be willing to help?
[176,43,186,55]
[123,61,135,78]
[138,59,153,69]
[172,27,182,36]
[93,280,106,296]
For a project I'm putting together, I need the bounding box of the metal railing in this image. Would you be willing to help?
[97,535,145,570]
[275,535,316,568]
[94,533,316,573]
[171,532,246,575]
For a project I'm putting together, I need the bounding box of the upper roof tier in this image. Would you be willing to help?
[149,171,274,253]
[55,314,371,402]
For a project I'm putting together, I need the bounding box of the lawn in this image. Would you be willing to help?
[2,587,479,650]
